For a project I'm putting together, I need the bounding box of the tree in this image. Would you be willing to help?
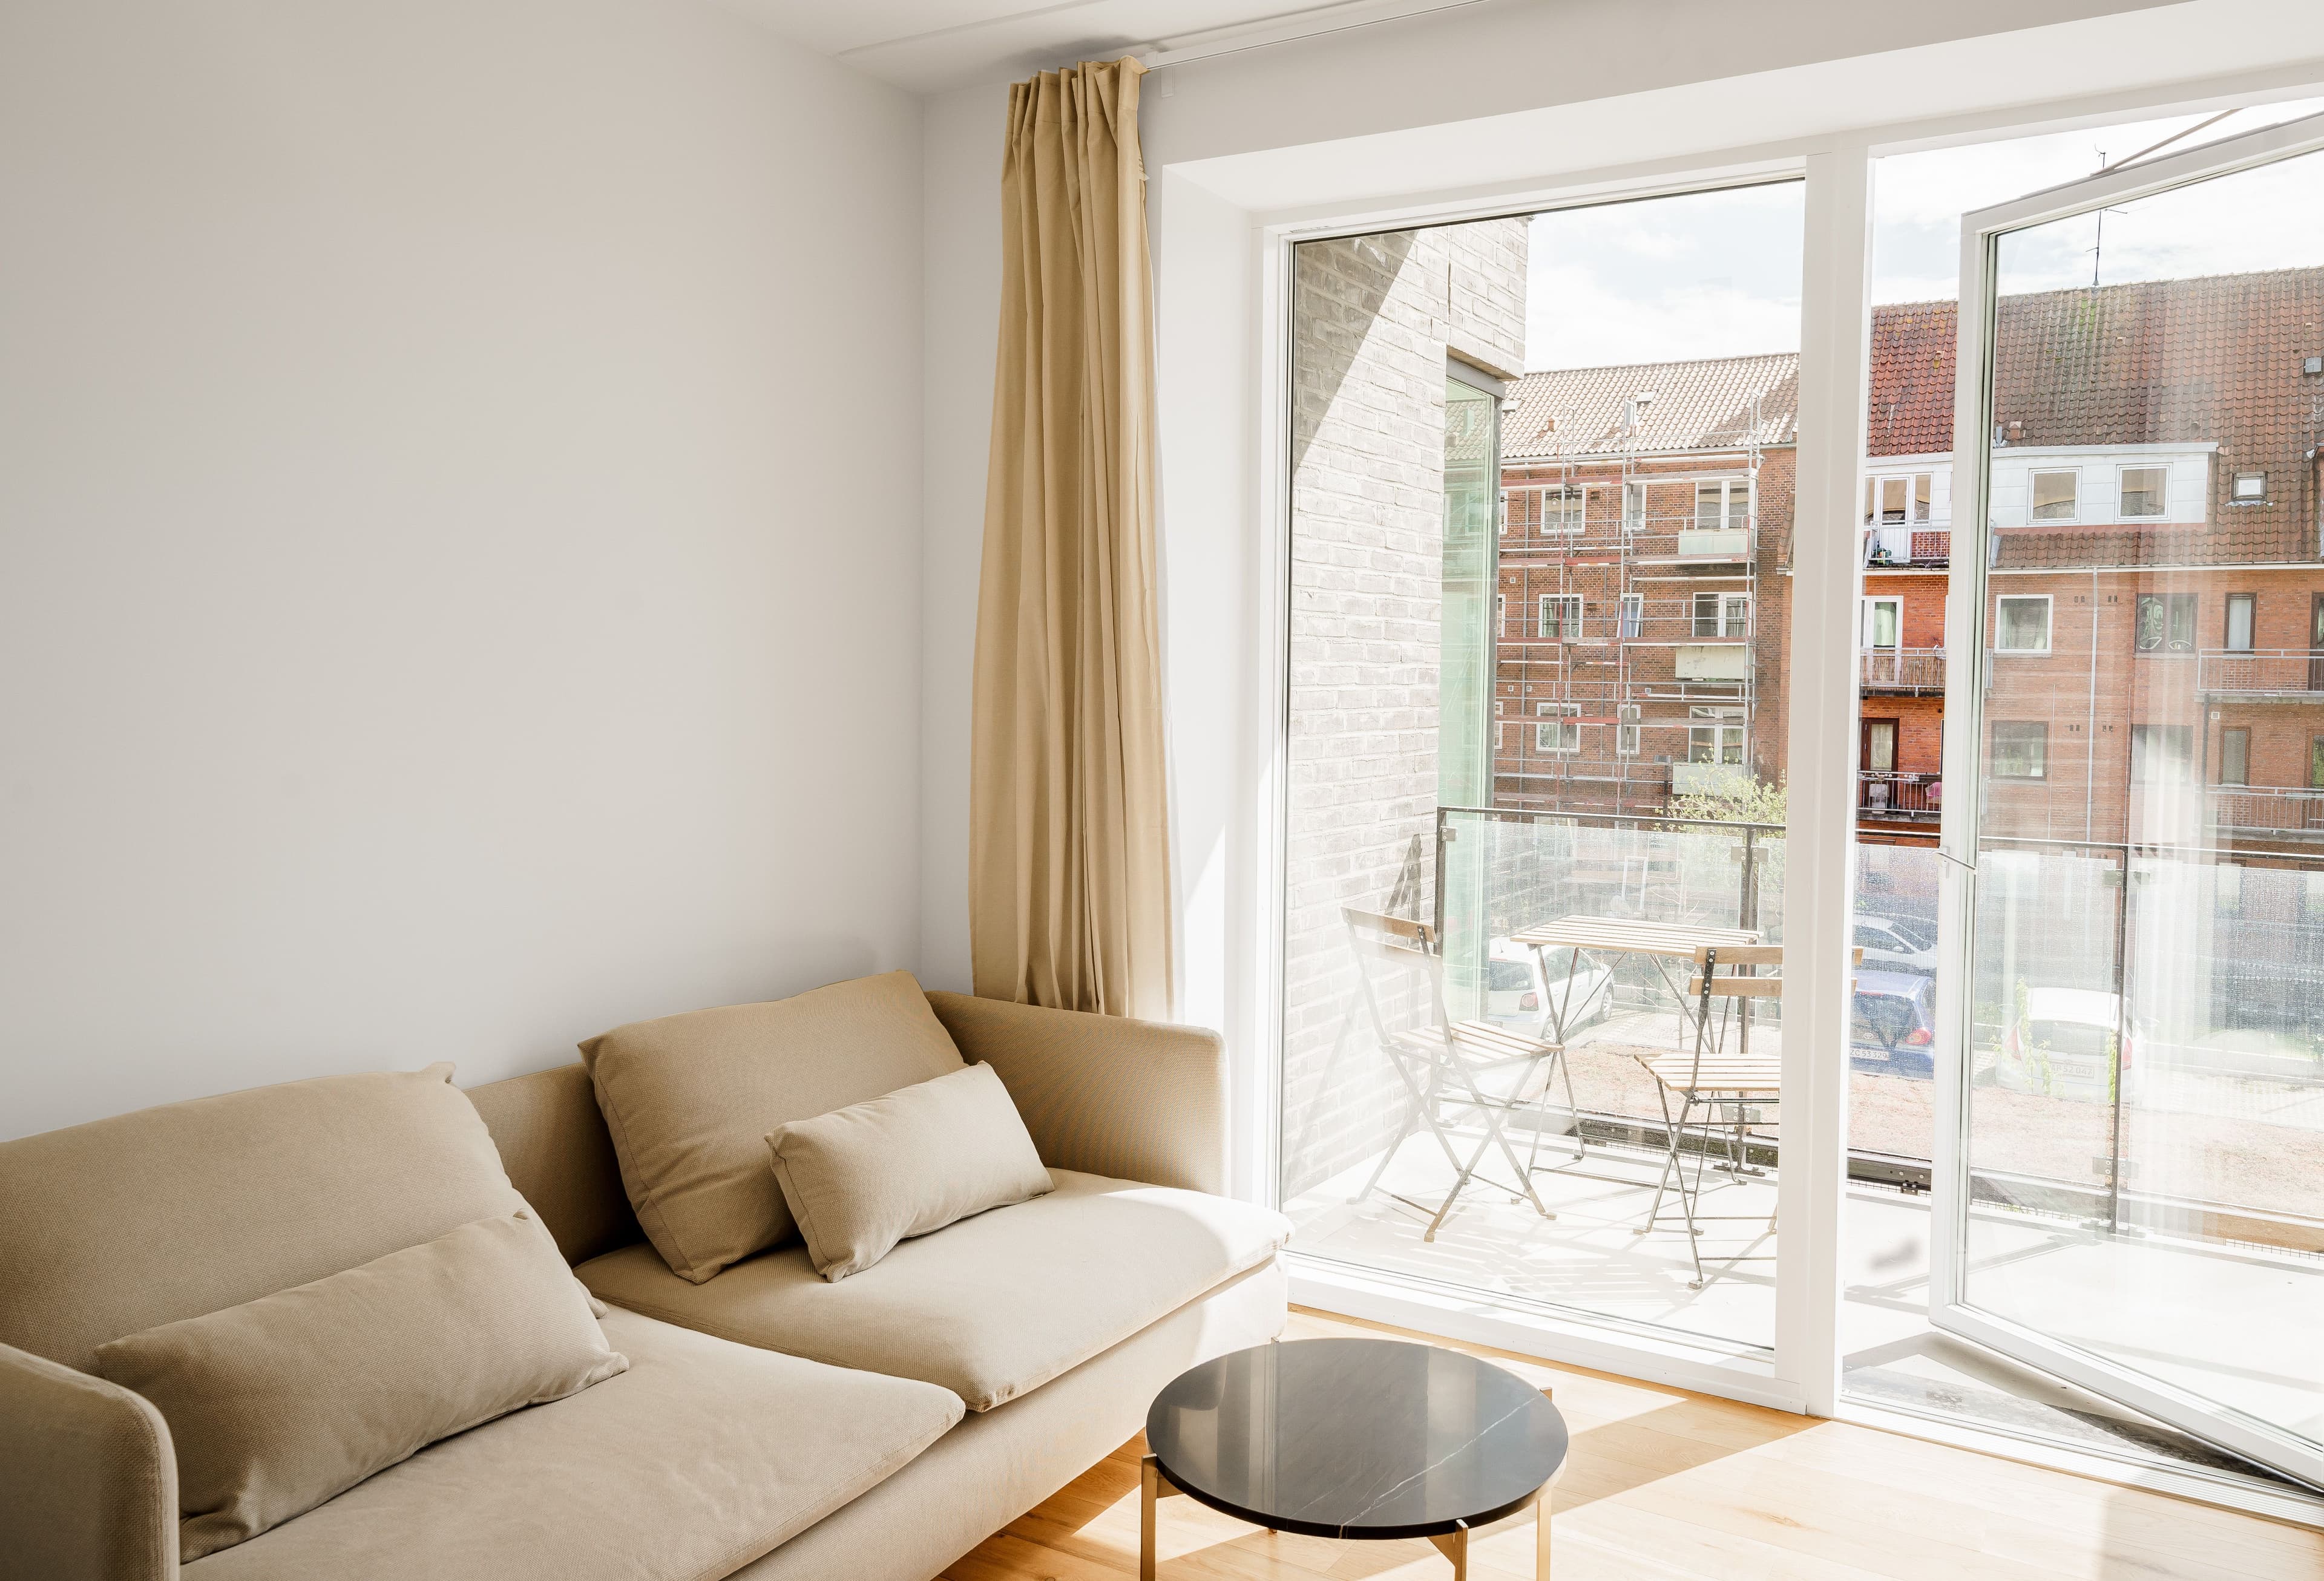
[1667,772,1786,828]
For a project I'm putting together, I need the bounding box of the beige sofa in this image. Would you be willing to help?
[0,990,1291,1581]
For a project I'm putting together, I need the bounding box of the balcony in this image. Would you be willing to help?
[1862,525,1950,568]
[1859,770,1940,820]
[2195,648,2324,699]
[2209,785,2324,836]
[1861,647,1946,695]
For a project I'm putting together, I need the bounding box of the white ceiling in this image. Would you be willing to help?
[714,0,1396,93]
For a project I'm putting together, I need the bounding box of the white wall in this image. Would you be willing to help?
[0,0,923,1137]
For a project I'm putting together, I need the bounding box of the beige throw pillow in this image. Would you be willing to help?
[581,971,966,1283]
[93,1213,626,1561]
[767,1062,1054,1281]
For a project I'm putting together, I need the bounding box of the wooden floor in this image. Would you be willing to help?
[944,1308,2324,1581]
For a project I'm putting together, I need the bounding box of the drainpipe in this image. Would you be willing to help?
[2087,566,2099,840]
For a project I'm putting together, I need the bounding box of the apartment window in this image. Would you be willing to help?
[1879,476,1908,525]
[2030,470,2079,521]
[1619,592,1643,639]
[1536,701,1581,754]
[2312,735,2324,790]
[2234,470,2268,502]
[2135,592,2197,654]
[1616,702,1641,757]
[1494,699,1506,751]
[1863,476,1876,525]
[1622,482,1646,532]
[2220,727,2251,786]
[1995,595,2051,653]
[1864,597,1902,650]
[1696,479,1750,531]
[1688,705,1745,766]
[1496,592,1507,635]
[1693,591,1748,638]
[1540,594,1583,640]
[2226,592,2256,653]
[1914,472,1932,523]
[2131,723,2195,783]
[1991,721,2048,780]
[1545,487,1586,534]
[2119,465,2167,518]
[1865,473,1934,525]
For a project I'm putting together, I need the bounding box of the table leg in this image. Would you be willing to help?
[1426,1524,1469,1579]
[1140,1455,1182,1581]
[1536,1479,1554,1578]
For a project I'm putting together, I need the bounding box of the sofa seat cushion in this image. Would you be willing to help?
[579,1170,1292,1412]
[180,1309,963,1581]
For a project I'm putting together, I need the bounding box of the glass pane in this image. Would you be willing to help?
[1279,182,1802,1352]
[1963,142,2324,1470]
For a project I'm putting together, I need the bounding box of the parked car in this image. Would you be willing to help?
[1851,971,1936,1075]
[1992,987,2147,1103]
[1853,911,1938,977]
[1486,938,1615,1033]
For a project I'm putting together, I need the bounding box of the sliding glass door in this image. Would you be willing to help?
[1934,111,2324,1488]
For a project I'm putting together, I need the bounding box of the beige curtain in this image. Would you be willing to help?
[970,57,1172,1021]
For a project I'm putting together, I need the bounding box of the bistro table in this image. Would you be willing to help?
[1506,914,1762,1047]
[1141,1337,1568,1579]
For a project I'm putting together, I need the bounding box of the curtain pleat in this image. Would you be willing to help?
[969,57,1172,1020]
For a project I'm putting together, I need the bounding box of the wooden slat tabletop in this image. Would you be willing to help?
[1508,914,1761,958]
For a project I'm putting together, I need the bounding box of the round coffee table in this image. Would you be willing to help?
[1141,1337,1567,1579]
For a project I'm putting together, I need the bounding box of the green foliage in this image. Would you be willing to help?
[1667,773,1787,828]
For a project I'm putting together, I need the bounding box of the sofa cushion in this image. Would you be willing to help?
[99,1212,629,1561]
[0,1065,530,1373]
[582,972,967,1285]
[768,1062,1054,1281]
[180,1308,963,1581]
[579,1170,1292,1412]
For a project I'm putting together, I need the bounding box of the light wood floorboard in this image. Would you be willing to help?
[943,1308,2324,1581]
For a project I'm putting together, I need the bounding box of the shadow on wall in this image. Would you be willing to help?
[1290,231,1416,476]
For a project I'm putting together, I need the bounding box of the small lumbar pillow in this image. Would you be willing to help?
[582,971,967,1283]
[767,1062,1054,1281]
[93,1211,627,1561]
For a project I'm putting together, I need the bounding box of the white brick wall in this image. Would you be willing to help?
[1280,219,1528,1199]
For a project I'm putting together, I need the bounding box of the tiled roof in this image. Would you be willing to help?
[1868,270,2324,568]
[1502,353,1797,462]
[1866,301,1957,459]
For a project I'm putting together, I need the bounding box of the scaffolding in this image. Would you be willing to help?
[1492,418,1770,816]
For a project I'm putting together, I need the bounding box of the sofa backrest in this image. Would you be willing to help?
[0,1065,531,1374]
[463,1063,641,1266]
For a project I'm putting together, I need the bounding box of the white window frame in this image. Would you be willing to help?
[2118,463,2168,520]
[1621,480,1646,532]
[1686,704,1745,766]
[1496,592,1507,635]
[1994,593,2052,654]
[2233,469,2268,502]
[1695,477,1751,531]
[1862,597,1902,650]
[2028,468,2079,522]
[1538,592,1582,640]
[1615,701,1641,757]
[1535,701,1581,754]
[2225,591,2256,653]
[1619,591,1643,639]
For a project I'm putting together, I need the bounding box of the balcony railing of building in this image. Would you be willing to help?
[1859,770,1940,820]
[1862,525,1950,568]
[2208,785,2324,834]
[1860,648,1946,695]
[2194,648,2324,698]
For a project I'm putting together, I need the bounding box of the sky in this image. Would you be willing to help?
[1521,98,2324,372]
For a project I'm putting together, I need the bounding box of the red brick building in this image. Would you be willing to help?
[1495,269,2324,856]
[1491,355,1797,814]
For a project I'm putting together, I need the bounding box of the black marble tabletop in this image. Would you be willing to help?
[1144,1337,1568,1540]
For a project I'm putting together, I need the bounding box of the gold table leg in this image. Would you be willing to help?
[1426,1524,1469,1578]
[1537,1478,1553,1577]
[1140,1454,1183,1581]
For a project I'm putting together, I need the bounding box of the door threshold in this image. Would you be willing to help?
[1836,1394,2324,1532]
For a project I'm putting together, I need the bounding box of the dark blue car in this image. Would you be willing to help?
[1852,970,1935,1076]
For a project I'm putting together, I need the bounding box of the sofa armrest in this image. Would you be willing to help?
[0,1342,177,1581]
[927,992,1228,1194]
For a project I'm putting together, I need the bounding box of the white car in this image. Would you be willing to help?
[1853,912,1938,977]
[1992,987,2147,1104]
[1485,938,1615,1035]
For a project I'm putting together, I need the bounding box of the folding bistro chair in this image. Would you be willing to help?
[1639,944,1859,1288]
[1341,908,1563,1240]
